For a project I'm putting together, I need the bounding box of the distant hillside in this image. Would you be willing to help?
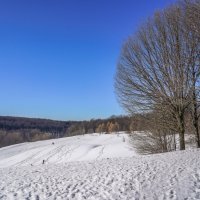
[0,116,71,135]
[0,115,132,148]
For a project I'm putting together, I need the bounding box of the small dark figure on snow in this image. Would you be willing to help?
[52,142,54,145]
[42,160,45,164]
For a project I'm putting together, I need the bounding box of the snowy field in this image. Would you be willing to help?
[0,133,133,168]
[0,133,200,199]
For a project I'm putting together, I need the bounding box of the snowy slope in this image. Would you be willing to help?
[0,133,134,168]
[0,133,200,200]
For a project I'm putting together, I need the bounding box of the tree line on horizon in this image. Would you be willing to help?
[0,115,132,148]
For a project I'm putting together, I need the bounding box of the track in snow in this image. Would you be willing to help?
[0,133,134,168]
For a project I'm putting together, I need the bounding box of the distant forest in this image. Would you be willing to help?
[0,115,133,148]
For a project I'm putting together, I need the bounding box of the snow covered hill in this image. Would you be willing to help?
[0,133,200,199]
[0,133,134,168]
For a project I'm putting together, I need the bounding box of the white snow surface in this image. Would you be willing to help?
[0,133,133,168]
[0,133,200,199]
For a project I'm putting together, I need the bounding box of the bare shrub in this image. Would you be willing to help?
[130,130,177,155]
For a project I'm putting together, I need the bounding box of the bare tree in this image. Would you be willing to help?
[181,0,200,148]
[184,0,200,37]
[115,5,199,150]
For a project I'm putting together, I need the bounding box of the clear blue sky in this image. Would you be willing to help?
[0,0,176,121]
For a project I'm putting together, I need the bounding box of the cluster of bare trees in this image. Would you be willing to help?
[115,0,200,152]
[65,116,131,136]
[96,121,119,133]
[0,129,52,148]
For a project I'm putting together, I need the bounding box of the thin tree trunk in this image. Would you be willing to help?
[193,116,200,148]
[192,94,200,148]
[173,132,176,151]
[179,112,185,150]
